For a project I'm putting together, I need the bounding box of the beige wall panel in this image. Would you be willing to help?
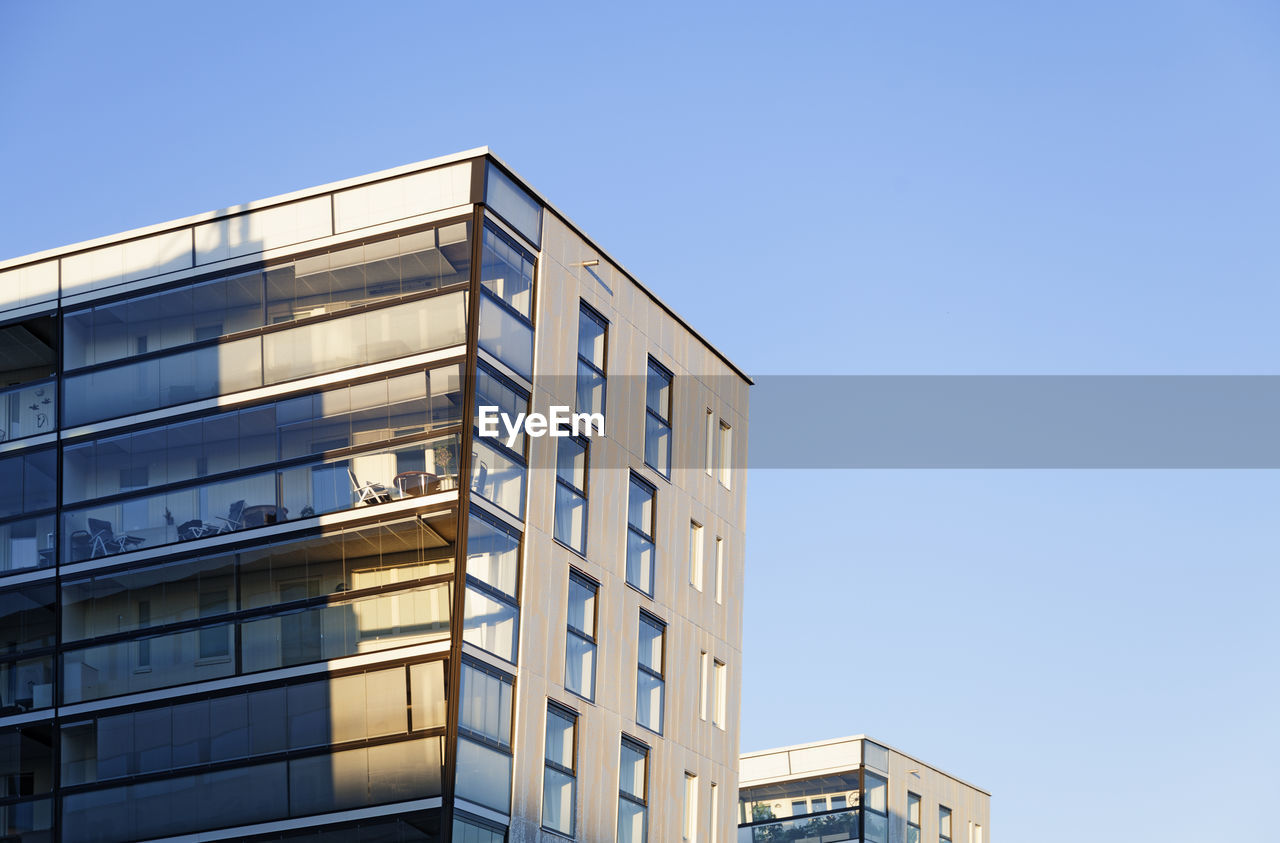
[193,196,331,265]
[0,259,58,312]
[333,163,470,233]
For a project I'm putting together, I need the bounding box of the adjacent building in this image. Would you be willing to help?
[0,149,750,841]
[738,736,990,843]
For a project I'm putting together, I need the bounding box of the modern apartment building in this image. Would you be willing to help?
[0,149,749,842]
[738,736,990,843]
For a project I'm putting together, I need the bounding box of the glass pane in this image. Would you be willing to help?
[638,616,663,672]
[458,663,512,747]
[619,740,646,799]
[480,224,535,317]
[617,799,646,843]
[646,361,671,419]
[454,736,511,814]
[626,531,654,595]
[575,359,606,417]
[485,166,542,248]
[542,766,575,835]
[627,476,653,533]
[636,672,664,733]
[462,586,518,663]
[410,660,447,732]
[474,364,528,454]
[577,306,606,368]
[465,512,520,598]
[471,438,526,519]
[553,483,586,554]
[544,707,575,769]
[564,633,596,701]
[864,771,887,813]
[477,292,533,380]
[644,415,671,476]
[567,574,595,635]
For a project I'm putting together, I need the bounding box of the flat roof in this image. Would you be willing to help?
[740,734,990,796]
[0,147,752,385]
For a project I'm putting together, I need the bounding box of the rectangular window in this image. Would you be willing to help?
[683,772,698,840]
[625,474,656,596]
[699,651,709,721]
[704,409,714,476]
[908,792,922,843]
[864,770,889,843]
[718,421,732,488]
[710,782,719,843]
[456,661,514,814]
[554,434,588,555]
[689,521,703,590]
[714,536,724,604]
[617,737,648,843]
[478,223,535,379]
[462,511,521,664]
[636,612,665,734]
[644,358,673,478]
[576,302,608,418]
[713,659,727,730]
[971,823,983,843]
[198,590,230,659]
[565,570,598,701]
[542,703,577,837]
[939,806,952,843]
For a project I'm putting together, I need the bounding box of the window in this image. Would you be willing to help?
[644,358,672,477]
[626,474,656,596]
[565,570,598,701]
[543,704,577,837]
[718,421,732,488]
[554,434,588,555]
[683,772,698,840]
[971,823,983,843]
[714,536,724,604]
[939,806,952,843]
[636,612,665,733]
[198,590,230,659]
[689,521,703,590]
[472,362,529,518]
[704,409,714,476]
[710,782,719,843]
[908,792,922,843]
[699,651,709,721]
[713,659,727,729]
[463,511,521,664]
[478,222,535,379]
[617,737,648,843]
[576,302,608,418]
[864,771,888,843]
[456,661,514,813]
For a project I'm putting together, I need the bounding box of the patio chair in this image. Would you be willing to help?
[216,500,246,533]
[86,518,144,557]
[177,519,219,541]
[348,468,394,506]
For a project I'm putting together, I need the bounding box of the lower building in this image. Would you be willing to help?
[738,736,989,843]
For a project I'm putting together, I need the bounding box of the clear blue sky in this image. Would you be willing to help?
[3,2,1278,840]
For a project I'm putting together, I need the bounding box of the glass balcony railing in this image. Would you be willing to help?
[739,808,861,843]
[61,433,460,563]
[0,378,56,444]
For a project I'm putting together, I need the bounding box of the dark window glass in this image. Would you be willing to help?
[643,358,672,477]
[626,474,656,595]
[618,737,649,843]
[636,613,665,733]
[565,570,597,701]
[542,704,577,836]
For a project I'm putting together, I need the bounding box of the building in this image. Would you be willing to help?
[0,149,750,842]
[738,736,990,843]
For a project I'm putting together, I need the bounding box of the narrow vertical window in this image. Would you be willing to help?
[908,792,922,843]
[617,737,649,843]
[542,703,577,837]
[718,421,732,489]
[576,302,608,418]
[704,409,714,477]
[473,362,530,518]
[554,434,588,555]
[456,661,515,813]
[713,659,727,730]
[864,771,889,843]
[636,612,665,734]
[939,806,953,843]
[478,223,536,379]
[644,358,673,478]
[626,474,656,596]
[699,651,709,721]
[463,510,522,664]
[565,570,598,701]
[709,782,720,843]
[689,520,704,590]
[683,772,698,840]
[714,536,724,605]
